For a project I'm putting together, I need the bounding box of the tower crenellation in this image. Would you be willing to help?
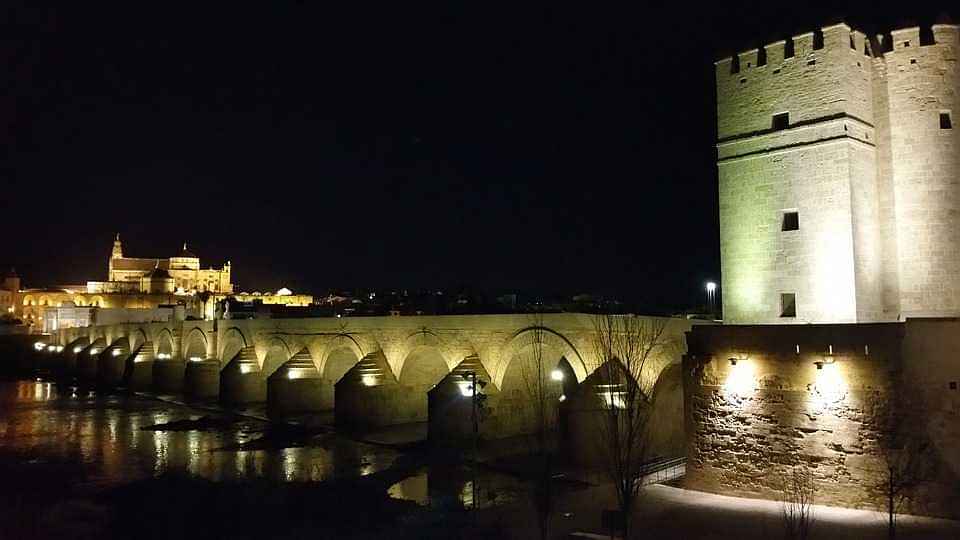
[717,19,960,324]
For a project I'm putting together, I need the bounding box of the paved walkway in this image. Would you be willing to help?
[480,482,960,539]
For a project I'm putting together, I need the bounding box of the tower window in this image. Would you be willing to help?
[772,112,790,130]
[941,112,953,130]
[780,293,797,318]
[782,211,799,231]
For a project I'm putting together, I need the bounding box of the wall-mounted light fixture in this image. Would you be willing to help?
[550,369,565,381]
[814,345,835,370]
[728,352,748,366]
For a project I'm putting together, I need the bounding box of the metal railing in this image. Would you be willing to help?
[637,456,686,486]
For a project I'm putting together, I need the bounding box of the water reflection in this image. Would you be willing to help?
[387,466,524,510]
[0,380,399,490]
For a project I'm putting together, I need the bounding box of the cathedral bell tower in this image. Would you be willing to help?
[109,233,123,280]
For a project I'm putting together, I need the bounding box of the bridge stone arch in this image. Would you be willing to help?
[183,328,209,361]
[219,327,249,367]
[312,333,364,381]
[396,330,460,390]
[155,328,176,357]
[494,326,588,390]
[129,328,148,351]
[260,336,294,377]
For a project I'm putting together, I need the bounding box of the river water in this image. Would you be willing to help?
[0,379,404,489]
[0,378,526,509]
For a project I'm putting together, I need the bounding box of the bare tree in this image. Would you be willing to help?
[865,390,934,540]
[591,314,675,539]
[779,463,816,540]
[518,314,558,540]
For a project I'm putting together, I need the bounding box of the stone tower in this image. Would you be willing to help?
[716,22,959,324]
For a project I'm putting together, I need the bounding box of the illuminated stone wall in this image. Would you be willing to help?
[683,323,960,518]
[884,26,960,317]
[717,23,960,323]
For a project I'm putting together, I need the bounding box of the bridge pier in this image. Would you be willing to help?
[184,359,220,399]
[97,340,130,387]
[126,341,154,391]
[267,348,323,416]
[61,338,89,376]
[335,352,422,429]
[153,359,185,393]
[220,347,265,404]
[77,338,106,382]
[427,356,499,444]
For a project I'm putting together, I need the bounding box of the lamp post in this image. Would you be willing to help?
[461,371,486,512]
[705,281,717,317]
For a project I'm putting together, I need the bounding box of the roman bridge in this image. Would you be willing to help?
[44,313,696,445]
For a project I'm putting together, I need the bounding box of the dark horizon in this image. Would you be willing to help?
[1,4,953,312]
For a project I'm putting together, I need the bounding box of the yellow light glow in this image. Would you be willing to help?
[112,349,121,357]
[723,360,756,397]
[361,374,378,387]
[809,362,847,411]
[550,369,564,381]
[73,347,82,353]
[458,381,475,397]
[188,356,203,362]
[239,364,255,374]
[56,346,63,352]
[89,349,99,355]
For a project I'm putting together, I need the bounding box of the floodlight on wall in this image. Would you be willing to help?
[73,347,82,353]
[814,345,836,370]
[550,369,564,381]
[112,349,121,357]
[728,353,748,366]
[56,346,63,353]
[188,356,203,362]
[361,374,378,387]
[89,349,99,355]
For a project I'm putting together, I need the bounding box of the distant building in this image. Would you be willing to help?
[104,234,232,294]
[232,288,313,307]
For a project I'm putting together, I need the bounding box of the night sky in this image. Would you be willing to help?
[0,4,952,311]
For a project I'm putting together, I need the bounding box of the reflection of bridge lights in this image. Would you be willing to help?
[550,369,564,381]
[361,374,378,387]
[723,360,755,398]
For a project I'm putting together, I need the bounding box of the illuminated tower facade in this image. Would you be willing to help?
[716,22,959,324]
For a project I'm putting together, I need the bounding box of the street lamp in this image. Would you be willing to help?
[460,371,486,512]
[705,281,717,316]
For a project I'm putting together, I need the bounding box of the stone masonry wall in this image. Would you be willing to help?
[682,323,960,519]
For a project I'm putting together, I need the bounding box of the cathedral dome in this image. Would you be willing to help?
[176,242,198,259]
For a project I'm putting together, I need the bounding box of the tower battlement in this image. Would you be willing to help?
[715,23,958,81]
